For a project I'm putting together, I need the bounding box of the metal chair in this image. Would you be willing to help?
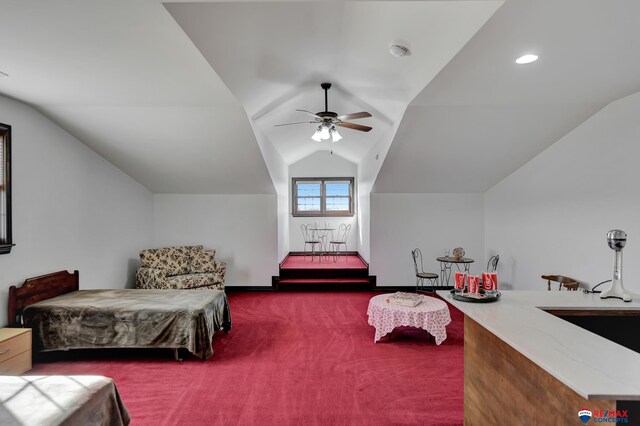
[411,248,439,292]
[541,275,580,291]
[301,224,321,261]
[487,255,500,272]
[330,223,351,262]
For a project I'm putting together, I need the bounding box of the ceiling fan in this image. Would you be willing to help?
[275,82,372,142]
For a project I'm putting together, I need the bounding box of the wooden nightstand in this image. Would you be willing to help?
[0,328,32,375]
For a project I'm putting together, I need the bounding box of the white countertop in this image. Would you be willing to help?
[437,290,640,401]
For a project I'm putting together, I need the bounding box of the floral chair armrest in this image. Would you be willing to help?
[212,260,227,287]
[136,267,168,289]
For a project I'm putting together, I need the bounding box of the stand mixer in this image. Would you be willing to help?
[600,229,632,302]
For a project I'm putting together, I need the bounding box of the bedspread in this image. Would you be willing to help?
[0,375,130,426]
[23,289,231,359]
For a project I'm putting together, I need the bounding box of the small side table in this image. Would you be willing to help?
[367,294,451,345]
[436,256,475,286]
[0,328,32,375]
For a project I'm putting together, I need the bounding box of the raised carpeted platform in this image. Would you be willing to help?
[277,254,375,290]
[30,291,463,425]
[280,253,368,270]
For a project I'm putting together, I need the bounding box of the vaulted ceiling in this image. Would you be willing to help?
[166,1,500,165]
[375,0,640,192]
[1,1,639,195]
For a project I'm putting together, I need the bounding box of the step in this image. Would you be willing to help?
[278,278,371,284]
[279,268,369,280]
[277,277,373,291]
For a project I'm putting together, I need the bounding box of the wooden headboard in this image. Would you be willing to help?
[8,270,79,327]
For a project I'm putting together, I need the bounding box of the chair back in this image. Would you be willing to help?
[541,274,579,291]
[411,248,423,275]
[301,224,318,243]
[333,223,351,243]
[487,255,500,272]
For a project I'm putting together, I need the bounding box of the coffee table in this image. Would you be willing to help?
[366,294,451,344]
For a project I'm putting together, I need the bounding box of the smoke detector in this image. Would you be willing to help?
[389,44,410,58]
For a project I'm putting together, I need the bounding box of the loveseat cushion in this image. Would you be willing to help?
[167,273,222,290]
[191,249,217,273]
[140,246,198,276]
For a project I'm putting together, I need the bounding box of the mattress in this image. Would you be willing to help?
[22,289,231,359]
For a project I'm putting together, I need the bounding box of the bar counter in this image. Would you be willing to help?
[437,290,640,425]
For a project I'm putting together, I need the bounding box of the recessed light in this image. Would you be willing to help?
[515,54,538,65]
[389,44,410,58]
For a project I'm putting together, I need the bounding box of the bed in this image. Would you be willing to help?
[8,270,231,360]
[0,375,130,426]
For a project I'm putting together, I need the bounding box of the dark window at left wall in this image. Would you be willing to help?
[0,122,13,254]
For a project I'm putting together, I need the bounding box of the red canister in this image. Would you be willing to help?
[468,275,480,294]
[482,272,498,291]
[454,272,467,291]
[482,272,493,290]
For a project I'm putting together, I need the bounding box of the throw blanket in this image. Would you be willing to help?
[23,289,231,359]
[0,375,130,426]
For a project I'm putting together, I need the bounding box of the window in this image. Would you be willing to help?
[292,177,354,217]
[0,122,12,254]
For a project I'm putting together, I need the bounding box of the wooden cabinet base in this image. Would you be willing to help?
[464,316,615,425]
[0,349,31,375]
[0,328,32,375]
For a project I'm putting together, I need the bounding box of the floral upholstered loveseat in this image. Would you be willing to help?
[135,245,226,291]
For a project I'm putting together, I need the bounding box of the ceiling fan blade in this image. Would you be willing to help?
[296,109,322,119]
[274,121,317,127]
[338,122,373,132]
[336,111,372,121]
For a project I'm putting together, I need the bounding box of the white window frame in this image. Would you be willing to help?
[292,177,355,217]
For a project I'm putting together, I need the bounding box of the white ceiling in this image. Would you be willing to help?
[0,0,274,194]
[165,1,502,165]
[374,0,640,193]
[1,1,638,195]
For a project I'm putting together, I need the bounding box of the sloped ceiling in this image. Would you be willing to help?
[374,0,640,193]
[0,0,274,194]
[3,1,635,196]
[166,1,502,165]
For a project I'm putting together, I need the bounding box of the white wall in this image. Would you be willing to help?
[0,95,154,326]
[154,194,278,286]
[289,151,359,253]
[485,92,640,292]
[249,121,289,261]
[371,193,485,286]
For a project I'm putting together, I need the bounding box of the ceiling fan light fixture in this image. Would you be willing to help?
[311,126,323,142]
[331,127,342,143]
[389,44,410,58]
[319,125,331,140]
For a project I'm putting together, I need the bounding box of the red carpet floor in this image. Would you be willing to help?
[281,254,368,270]
[30,292,464,426]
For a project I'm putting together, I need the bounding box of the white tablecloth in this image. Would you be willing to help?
[367,293,451,344]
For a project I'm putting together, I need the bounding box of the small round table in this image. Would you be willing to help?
[436,256,475,286]
[366,294,451,344]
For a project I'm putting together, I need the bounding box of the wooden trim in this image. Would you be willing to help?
[464,315,615,425]
[225,284,277,292]
[0,123,12,254]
